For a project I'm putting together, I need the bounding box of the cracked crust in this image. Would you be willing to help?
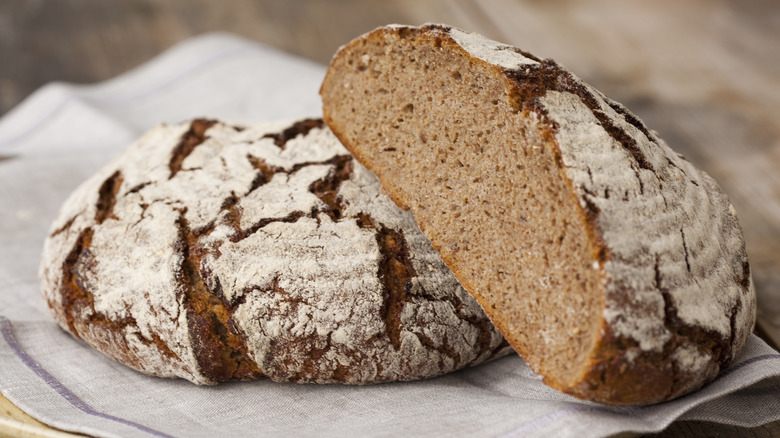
[39,118,510,385]
[320,24,756,404]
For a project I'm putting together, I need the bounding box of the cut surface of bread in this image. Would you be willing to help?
[39,118,509,385]
[320,24,756,405]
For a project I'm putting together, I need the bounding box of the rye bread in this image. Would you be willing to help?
[320,24,756,404]
[39,118,509,385]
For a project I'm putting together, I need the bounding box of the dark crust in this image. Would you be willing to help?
[307,154,353,221]
[168,119,217,178]
[60,228,94,338]
[320,24,749,404]
[368,218,417,351]
[261,118,325,150]
[94,171,124,224]
[176,209,264,382]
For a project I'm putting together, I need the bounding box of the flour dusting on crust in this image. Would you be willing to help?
[40,119,510,385]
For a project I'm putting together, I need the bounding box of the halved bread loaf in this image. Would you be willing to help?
[320,24,756,405]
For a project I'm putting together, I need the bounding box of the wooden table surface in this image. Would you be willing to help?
[1,0,779,437]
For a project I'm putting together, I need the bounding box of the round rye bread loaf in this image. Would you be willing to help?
[39,118,510,385]
[320,24,757,405]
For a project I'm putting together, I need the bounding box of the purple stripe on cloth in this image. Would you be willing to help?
[495,353,780,438]
[0,43,253,151]
[0,316,174,438]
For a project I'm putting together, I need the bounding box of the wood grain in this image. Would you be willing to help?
[0,396,83,438]
[0,0,778,436]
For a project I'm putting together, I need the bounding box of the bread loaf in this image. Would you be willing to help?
[39,118,509,385]
[320,24,756,404]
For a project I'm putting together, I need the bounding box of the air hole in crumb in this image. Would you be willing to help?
[402,103,414,113]
[452,71,462,80]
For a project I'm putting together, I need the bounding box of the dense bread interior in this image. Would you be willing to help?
[322,28,605,389]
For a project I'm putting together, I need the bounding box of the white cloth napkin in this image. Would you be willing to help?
[1,33,778,438]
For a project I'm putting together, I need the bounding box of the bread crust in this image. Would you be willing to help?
[39,118,510,385]
[320,24,756,404]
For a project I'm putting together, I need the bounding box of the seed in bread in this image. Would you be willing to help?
[320,24,756,405]
[39,118,510,385]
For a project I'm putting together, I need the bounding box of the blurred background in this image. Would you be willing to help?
[0,1,779,436]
